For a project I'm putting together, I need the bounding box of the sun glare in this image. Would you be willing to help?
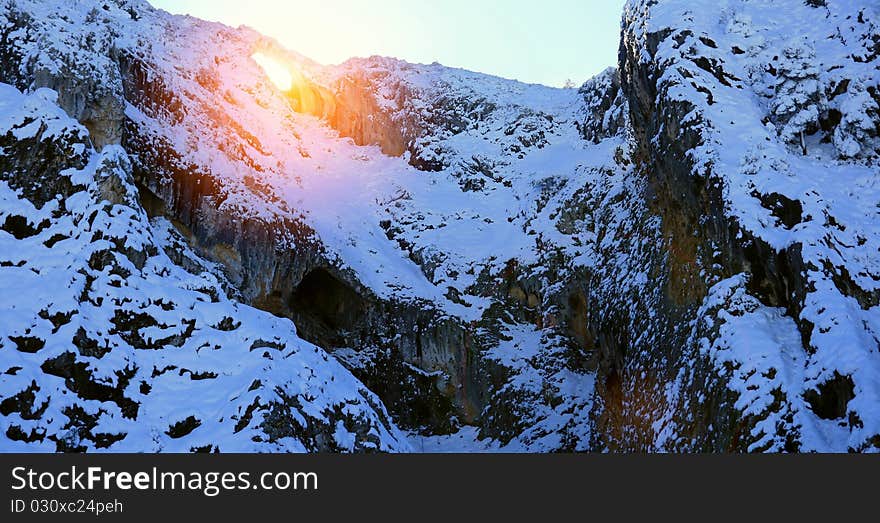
[252,52,293,91]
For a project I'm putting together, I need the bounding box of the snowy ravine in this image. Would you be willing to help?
[1,0,878,452]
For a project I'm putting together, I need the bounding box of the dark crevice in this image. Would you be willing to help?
[289,268,367,349]
[804,373,855,420]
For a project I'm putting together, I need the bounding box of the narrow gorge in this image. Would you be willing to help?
[0,0,878,452]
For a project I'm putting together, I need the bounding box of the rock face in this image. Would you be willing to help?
[1,0,878,453]
[598,0,880,452]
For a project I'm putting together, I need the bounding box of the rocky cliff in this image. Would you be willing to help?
[0,0,877,452]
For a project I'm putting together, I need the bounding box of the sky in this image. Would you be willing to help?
[149,0,627,87]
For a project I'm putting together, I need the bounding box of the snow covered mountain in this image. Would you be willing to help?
[0,0,877,452]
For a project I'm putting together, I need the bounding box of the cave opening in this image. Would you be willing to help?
[135,181,167,218]
[290,268,367,349]
[804,372,855,421]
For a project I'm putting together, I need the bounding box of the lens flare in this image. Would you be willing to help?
[252,52,293,91]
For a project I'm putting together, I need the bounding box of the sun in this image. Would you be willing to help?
[252,52,293,92]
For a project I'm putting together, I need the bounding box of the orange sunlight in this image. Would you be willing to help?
[252,52,293,91]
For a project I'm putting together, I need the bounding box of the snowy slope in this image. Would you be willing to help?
[0,82,407,452]
[0,0,878,453]
[0,0,603,451]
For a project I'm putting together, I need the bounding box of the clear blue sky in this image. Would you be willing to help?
[149,0,626,87]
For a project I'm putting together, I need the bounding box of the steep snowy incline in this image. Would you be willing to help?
[323,57,590,292]
[0,82,408,452]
